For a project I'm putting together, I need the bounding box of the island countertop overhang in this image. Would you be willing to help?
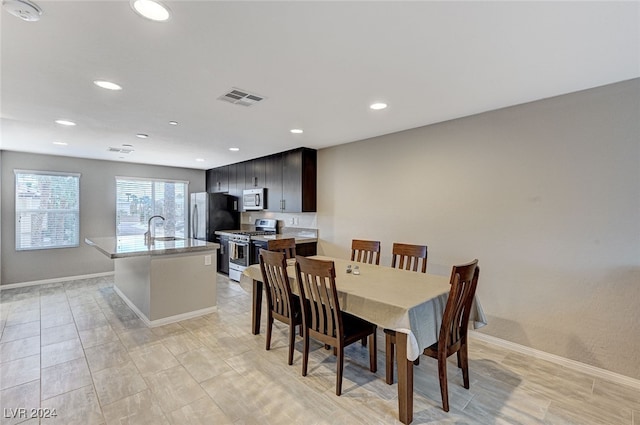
[85,236,219,259]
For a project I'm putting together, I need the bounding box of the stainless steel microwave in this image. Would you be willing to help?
[243,188,265,210]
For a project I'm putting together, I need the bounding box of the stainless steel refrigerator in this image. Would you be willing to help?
[189,192,240,242]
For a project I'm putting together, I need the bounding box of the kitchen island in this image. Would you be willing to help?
[85,236,219,327]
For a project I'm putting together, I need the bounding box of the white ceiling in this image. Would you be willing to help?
[1,1,638,170]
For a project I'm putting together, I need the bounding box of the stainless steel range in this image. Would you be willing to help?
[224,219,276,281]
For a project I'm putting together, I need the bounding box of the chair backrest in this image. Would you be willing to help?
[259,249,296,319]
[267,238,297,259]
[391,243,428,273]
[439,260,479,352]
[351,239,381,265]
[295,256,342,339]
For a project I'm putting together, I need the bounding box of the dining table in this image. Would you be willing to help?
[241,255,487,424]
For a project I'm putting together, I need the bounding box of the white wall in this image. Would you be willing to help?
[0,150,3,285]
[316,79,640,380]
[1,152,205,285]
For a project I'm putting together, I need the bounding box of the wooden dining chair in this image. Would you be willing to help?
[351,239,381,265]
[294,256,377,396]
[385,242,428,383]
[259,249,303,365]
[423,259,479,412]
[351,239,382,347]
[267,237,297,259]
[391,242,427,273]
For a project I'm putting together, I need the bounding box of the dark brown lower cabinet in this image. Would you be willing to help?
[295,242,317,257]
[217,236,230,274]
[251,240,317,265]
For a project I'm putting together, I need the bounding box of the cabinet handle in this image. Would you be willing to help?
[281,199,285,210]
[253,176,258,187]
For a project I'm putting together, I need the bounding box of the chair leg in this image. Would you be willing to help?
[438,352,450,412]
[287,322,296,365]
[265,314,273,351]
[460,344,470,389]
[336,345,344,396]
[385,333,395,384]
[302,330,309,376]
[369,332,377,373]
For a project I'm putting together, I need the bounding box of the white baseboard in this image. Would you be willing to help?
[113,285,217,328]
[0,272,115,290]
[469,330,640,390]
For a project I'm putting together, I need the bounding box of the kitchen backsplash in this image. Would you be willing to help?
[241,211,317,230]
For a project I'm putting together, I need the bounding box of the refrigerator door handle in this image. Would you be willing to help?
[192,204,198,239]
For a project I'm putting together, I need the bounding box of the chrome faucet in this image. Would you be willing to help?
[145,215,165,244]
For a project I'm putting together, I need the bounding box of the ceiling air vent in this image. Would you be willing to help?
[108,147,134,154]
[217,88,266,107]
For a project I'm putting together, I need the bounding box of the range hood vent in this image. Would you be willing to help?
[217,88,266,107]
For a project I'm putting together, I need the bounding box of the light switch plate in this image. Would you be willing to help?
[204,255,212,266]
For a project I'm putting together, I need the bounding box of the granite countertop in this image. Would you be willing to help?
[214,227,318,244]
[214,230,242,236]
[85,236,219,259]
[250,233,318,244]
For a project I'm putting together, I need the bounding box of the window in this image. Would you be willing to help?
[15,170,80,251]
[116,177,188,238]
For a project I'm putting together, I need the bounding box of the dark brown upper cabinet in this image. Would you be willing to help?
[244,158,266,189]
[227,163,243,211]
[206,166,229,193]
[265,154,283,211]
[266,148,317,213]
[206,147,316,213]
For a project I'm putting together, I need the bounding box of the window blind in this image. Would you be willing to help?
[115,177,188,237]
[15,170,81,251]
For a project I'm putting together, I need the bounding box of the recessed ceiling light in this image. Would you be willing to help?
[122,144,134,148]
[369,102,388,110]
[130,0,170,22]
[136,134,149,139]
[168,121,178,126]
[93,80,122,91]
[229,147,240,152]
[290,129,303,134]
[195,158,205,162]
[53,141,68,146]
[55,119,76,126]
[3,0,42,22]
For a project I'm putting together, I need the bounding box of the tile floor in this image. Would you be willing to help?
[1,274,638,425]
